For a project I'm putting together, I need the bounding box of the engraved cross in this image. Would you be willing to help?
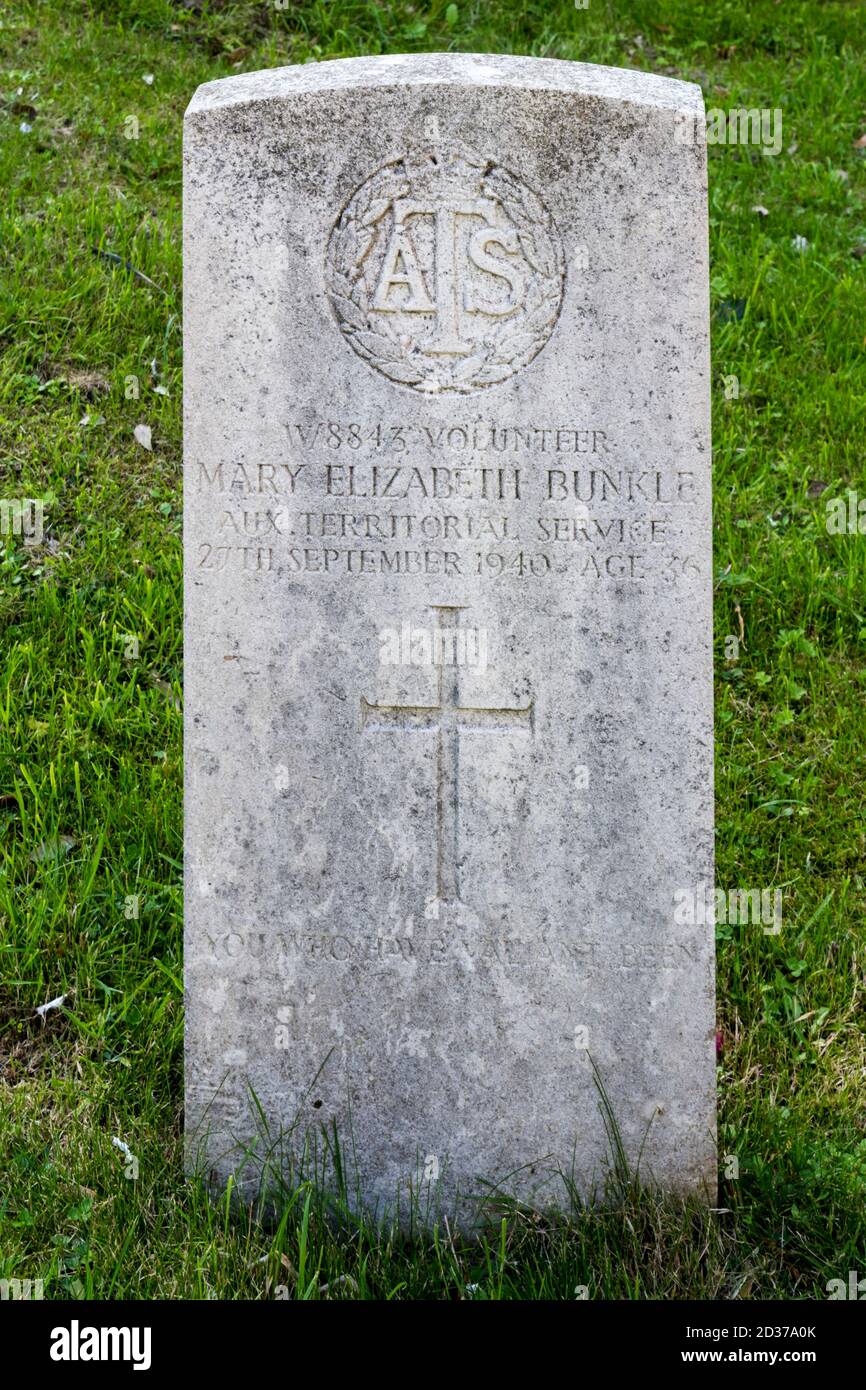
[361,606,534,903]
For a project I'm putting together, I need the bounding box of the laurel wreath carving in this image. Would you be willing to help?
[325,146,565,394]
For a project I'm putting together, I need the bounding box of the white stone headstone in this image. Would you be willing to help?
[184,53,715,1217]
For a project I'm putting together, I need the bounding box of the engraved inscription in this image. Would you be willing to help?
[205,926,701,973]
[325,142,565,393]
[191,420,707,583]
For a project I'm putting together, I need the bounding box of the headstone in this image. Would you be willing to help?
[184,53,715,1218]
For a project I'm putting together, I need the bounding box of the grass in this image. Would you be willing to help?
[0,0,865,1299]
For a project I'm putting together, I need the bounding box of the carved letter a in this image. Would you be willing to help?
[373,228,434,312]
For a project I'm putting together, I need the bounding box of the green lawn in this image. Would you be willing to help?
[0,0,864,1299]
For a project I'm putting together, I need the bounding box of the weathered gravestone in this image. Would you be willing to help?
[184,53,715,1217]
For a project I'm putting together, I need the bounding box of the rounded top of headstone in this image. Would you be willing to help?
[185,52,704,121]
